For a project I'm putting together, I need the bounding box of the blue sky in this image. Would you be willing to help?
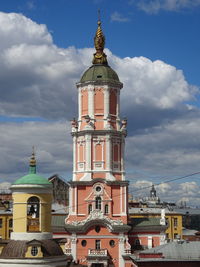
[0,0,200,205]
[1,0,200,85]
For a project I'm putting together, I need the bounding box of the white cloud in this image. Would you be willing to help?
[137,0,200,14]
[0,12,199,206]
[110,11,130,22]
[130,180,200,206]
[0,121,72,182]
[0,11,195,120]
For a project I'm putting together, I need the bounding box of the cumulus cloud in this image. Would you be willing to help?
[136,0,200,14]
[129,180,200,206]
[0,11,196,122]
[0,12,200,206]
[0,121,72,182]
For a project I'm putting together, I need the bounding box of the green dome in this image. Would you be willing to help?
[14,173,51,185]
[80,64,120,83]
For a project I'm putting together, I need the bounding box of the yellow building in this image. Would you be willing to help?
[129,207,183,241]
[0,151,70,267]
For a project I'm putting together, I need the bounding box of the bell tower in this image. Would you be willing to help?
[66,17,131,267]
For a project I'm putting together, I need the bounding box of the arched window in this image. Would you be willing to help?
[88,204,92,214]
[27,196,40,232]
[27,197,40,218]
[104,204,109,214]
[95,197,101,210]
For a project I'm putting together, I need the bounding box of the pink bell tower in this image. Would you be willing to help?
[65,17,132,267]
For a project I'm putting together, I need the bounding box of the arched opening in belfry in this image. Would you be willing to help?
[27,196,40,232]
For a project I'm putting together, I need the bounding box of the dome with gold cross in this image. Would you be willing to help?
[80,17,120,84]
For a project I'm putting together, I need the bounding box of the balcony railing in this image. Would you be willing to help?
[65,248,72,255]
[88,249,107,257]
[124,249,131,254]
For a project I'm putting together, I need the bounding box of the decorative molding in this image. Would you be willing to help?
[70,210,123,227]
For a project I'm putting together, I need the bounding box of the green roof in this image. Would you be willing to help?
[80,64,120,83]
[131,217,161,227]
[14,173,51,185]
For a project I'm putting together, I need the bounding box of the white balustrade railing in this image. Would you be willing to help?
[88,249,107,256]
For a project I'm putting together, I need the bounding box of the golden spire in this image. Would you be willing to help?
[92,10,108,65]
[29,146,36,167]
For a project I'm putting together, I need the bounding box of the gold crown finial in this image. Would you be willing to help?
[92,10,108,65]
[30,146,36,166]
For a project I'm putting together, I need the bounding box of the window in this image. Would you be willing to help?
[174,218,178,227]
[96,186,102,192]
[95,197,101,210]
[109,240,115,247]
[0,218,2,228]
[27,197,40,218]
[104,204,109,214]
[95,226,100,233]
[81,240,87,247]
[31,246,38,256]
[9,219,13,228]
[95,240,101,250]
[88,204,92,214]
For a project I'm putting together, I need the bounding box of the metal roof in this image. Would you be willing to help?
[142,241,200,260]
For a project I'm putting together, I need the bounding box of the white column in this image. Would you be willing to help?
[69,187,72,214]
[71,235,77,261]
[104,87,109,127]
[121,137,125,180]
[116,89,120,130]
[124,186,127,215]
[148,236,152,248]
[88,86,94,119]
[75,186,77,215]
[78,88,82,122]
[106,134,112,171]
[85,134,92,171]
[73,136,77,181]
[118,236,125,267]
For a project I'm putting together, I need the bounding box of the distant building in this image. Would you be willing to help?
[48,174,69,206]
[129,207,183,241]
[131,241,200,266]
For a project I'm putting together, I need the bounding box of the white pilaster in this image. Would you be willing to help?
[106,134,111,172]
[85,134,91,171]
[121,137,125,180]
[118,235,125,267]
[116,89,120,130]
[148,236,152,248]
[71,235,77,261]
[73,136,77,181]
[78,88,82,123]
[75,186,77,215]
[88,86,94,119]
[104,87,109,127]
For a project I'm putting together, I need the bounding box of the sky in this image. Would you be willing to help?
[0,0,200,206]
